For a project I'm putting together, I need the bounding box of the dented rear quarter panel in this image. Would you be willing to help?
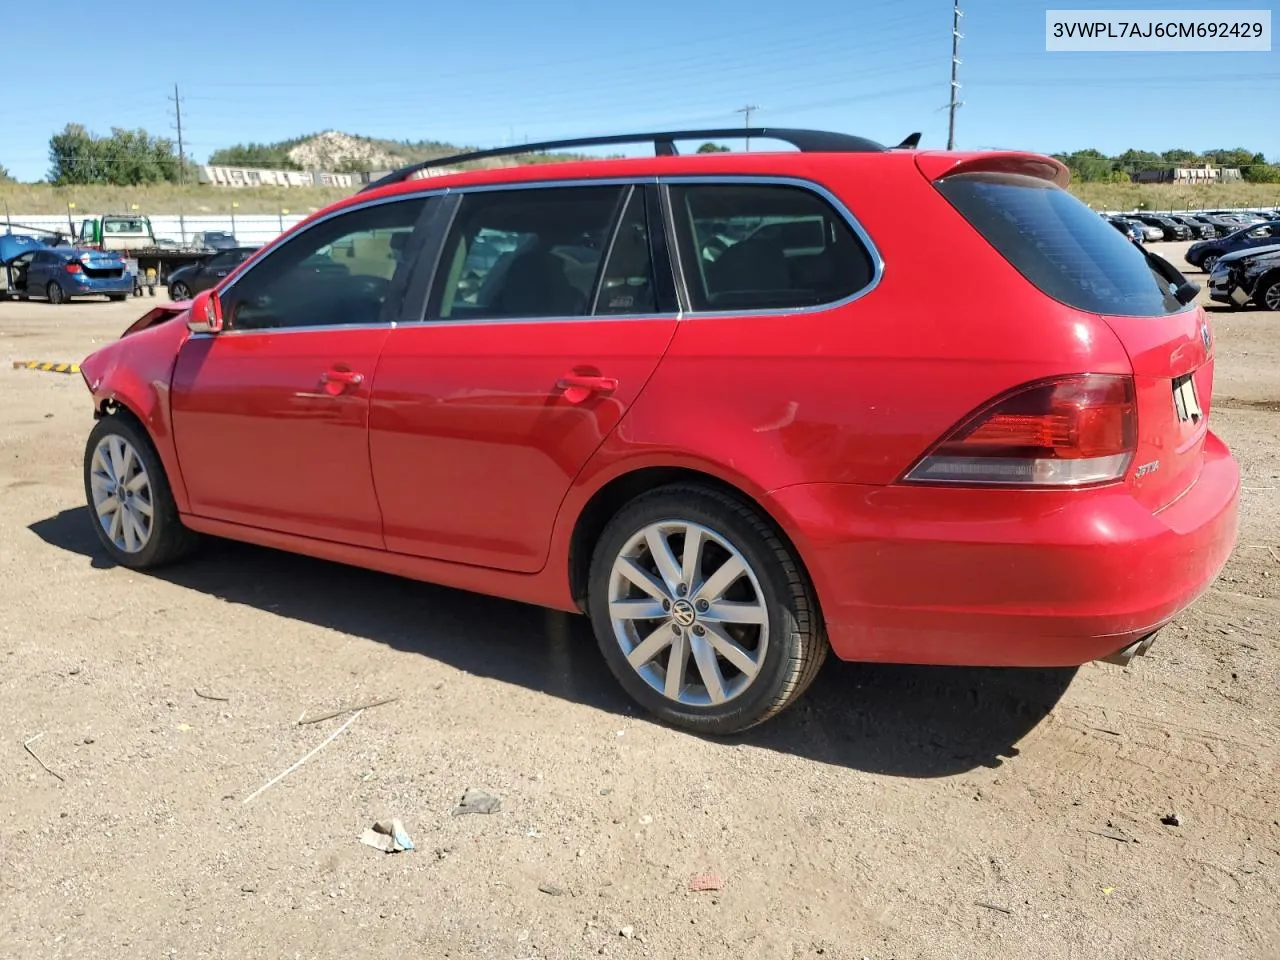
[80,310,193,512]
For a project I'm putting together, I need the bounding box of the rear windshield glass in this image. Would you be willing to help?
[935,171,1185,317]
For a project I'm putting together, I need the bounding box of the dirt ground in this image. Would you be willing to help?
[1,243,1277,960]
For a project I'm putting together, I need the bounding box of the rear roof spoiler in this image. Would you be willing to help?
[914,151,1071,188]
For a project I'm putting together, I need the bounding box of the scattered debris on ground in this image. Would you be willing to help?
[22,733,65,783]
[454,787,501,816]
[359,819,415,853]
[689,872,723,892]
[297,695,399,726]
[241,709,366,804]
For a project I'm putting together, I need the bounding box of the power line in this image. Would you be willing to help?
[947,0,963,149]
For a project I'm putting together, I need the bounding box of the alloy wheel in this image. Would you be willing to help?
[89,434,155,553]
[171,282,190,300]
[607,520,768,707]
[1263,281,1280,311]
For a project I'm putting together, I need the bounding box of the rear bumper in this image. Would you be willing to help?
[67,275,133,297]
[765,430,1240,667]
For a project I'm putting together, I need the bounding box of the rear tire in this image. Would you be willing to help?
[47,281,65,305]
[83,414,199,569]
[108,294,127,302]
[587,484,828,735]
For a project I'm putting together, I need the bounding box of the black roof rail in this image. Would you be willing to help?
[359,127,893,193]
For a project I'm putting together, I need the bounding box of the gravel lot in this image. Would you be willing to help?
[1,243,1277,960]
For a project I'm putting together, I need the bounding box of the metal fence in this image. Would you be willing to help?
[3,213,307,247]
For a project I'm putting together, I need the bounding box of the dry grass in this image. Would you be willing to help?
[0,183,353,217]
[3,178,1279,217]
[1069,180,1280,212]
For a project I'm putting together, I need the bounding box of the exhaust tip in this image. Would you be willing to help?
[1098,630,1161,667]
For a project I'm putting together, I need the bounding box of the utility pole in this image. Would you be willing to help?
[169,83,187,184]
[947,0,963,150]
[736,104,760,151]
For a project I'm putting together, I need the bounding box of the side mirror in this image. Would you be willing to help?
[187,288,224,334]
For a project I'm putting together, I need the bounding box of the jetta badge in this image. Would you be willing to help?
[1200,320,1211,351]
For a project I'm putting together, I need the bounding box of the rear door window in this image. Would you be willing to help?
[667,182,876,312]
[428,184,634,321]
[935,171,1185,317]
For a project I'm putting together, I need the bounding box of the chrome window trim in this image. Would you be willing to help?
[657,173,885,318]
[209,171,882,336]
[189,312,675,340]
[217,189,442,306]
[414,177,681,326]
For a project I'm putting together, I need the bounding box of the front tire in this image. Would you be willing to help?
[1255,276,1280,311]
[47,281,66,304]
[1201,253,1220,274]
[83,414,198,569]
[170,281,190,301]
[587,485,827,735]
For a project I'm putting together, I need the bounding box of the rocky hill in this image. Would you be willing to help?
[209,131,590,174]
[286,131,406,172]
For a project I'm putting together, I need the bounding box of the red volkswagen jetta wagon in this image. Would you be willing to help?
[78,128,1240,734]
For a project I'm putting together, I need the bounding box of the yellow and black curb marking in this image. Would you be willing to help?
[11,360,81,375]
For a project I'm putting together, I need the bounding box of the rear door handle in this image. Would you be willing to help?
[320,369,364,395]
[558,371,616,394]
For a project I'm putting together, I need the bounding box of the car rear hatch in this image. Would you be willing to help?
[919,153,1213,512]
[76,250,126,279]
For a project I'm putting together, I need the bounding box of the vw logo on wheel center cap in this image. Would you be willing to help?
[671,599,697,627]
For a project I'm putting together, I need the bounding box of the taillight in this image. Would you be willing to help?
[903,374,1137,487]
[64,262,82,274]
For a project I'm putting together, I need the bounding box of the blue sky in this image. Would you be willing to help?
[3,0,1277,181]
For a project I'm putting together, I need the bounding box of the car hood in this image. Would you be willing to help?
[120,302,191,337]
[1216,243,1280,267]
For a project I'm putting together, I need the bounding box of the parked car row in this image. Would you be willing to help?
[1186,220,1280,273]
[1101,208,1280,250]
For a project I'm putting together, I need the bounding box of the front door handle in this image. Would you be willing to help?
[556,374,618,404]
[320,369,364,395]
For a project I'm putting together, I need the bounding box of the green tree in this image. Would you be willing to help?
[0,162,13,183]
[207,142,302,170]
[1201,148,1263,168]
[1160,148,1202,164]
[1053,149,1116,182]
[1244,163,1280,184]
[49,124,183,185]
[697,142,731,153]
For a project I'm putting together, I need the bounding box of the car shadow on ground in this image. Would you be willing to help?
[31,507,1078,779]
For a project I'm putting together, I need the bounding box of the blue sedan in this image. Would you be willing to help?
[6,246,133,303]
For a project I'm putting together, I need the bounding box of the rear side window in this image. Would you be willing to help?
[668,182,875,312]
[935,171,1184,317]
